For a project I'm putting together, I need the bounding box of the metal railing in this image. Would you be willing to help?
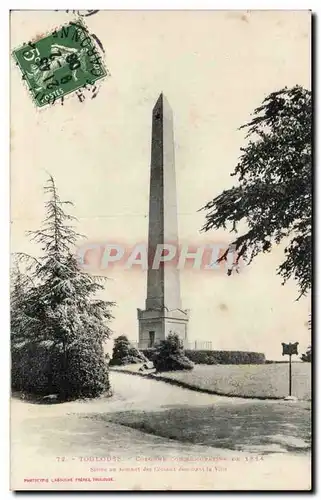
[130,340,213,350]
[186,341,213,351]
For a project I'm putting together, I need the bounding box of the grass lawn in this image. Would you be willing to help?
[111,362,311,400]
[100,399,311,455]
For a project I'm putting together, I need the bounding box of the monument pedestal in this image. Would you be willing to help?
[137,307,189,349]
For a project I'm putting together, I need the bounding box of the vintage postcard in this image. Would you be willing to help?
[10,10,312,491]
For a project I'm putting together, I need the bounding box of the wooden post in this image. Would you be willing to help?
[282,342,298,399]
[289,354,292,396]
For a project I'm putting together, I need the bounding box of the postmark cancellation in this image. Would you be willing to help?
[12,20,108,107]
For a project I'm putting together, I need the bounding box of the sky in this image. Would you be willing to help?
[11,10,311,359]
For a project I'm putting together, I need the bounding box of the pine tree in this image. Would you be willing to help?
[10,263,34,345]
[13,176,114,399]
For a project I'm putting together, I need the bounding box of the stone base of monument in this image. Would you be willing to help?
[137,307,189,350]
[283,395,298,401]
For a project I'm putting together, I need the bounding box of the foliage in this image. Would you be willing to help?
[11,176,114,400]
[300,314,312,362]
[110,335,147,366]
[141,348,158,361]
[185,350,266,365]
[12,339,110,398]
[10,264,35,345]
[265,360,289,364]
[142,348,265,365]
[202,86,311,299]
[153,333,194,372]
[65,339,110,397]
[301,346,311,363]
[12,341,62,395]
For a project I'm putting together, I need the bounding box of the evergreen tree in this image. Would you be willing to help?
[202,86,311,299]
[12,176,114,399]
[10,263,34,345]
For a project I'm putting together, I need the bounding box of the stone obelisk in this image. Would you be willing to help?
[137,94,189,349]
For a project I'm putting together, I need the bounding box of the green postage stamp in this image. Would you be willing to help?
[12,20,107,107]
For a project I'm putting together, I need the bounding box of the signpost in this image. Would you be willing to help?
[281,342,299,398]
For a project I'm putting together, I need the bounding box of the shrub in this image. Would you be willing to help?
[185,350,265,365]
[64,339,110,398]
[141,348,157,361]
[301,346,311,362]
[153,333,194,372]
[12,341,61,395]
[11,339,110,399]
[265,360,289,364]
[110,336,147,366]
[142,347,265,365]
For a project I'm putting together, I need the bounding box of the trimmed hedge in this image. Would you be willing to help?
[142,348,265,365]
[12,340,62,395]
[11,339,110,399]
[185,350,266,365]
[65,340,110,398]
[265,360,289,364]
